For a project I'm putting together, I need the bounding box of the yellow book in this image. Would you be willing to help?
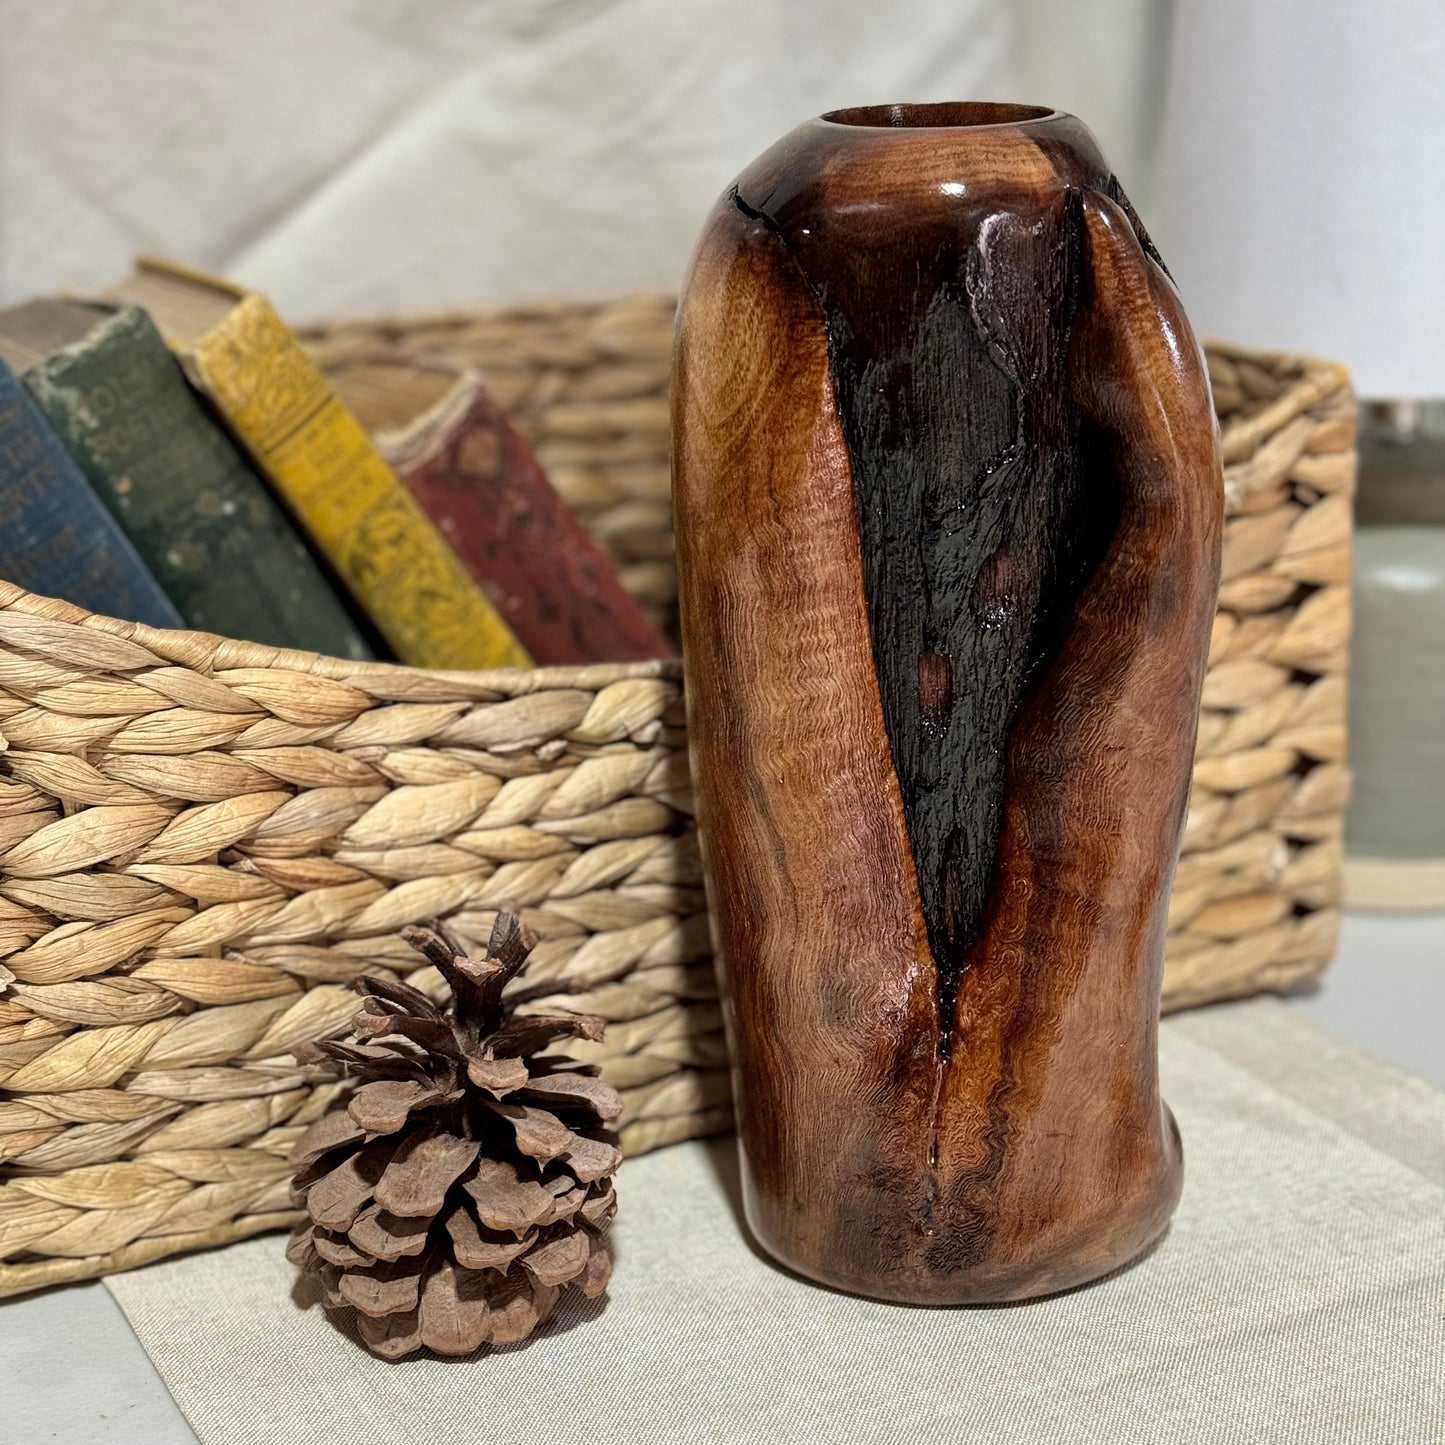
[104,258,531,670]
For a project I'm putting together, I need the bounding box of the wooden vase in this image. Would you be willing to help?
[671,103,1224,1304]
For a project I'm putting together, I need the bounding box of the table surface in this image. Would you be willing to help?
[6,909,1442,1445]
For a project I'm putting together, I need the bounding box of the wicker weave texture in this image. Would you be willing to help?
[0,301,1354,1296]
[1174,343,1356,1006]
[0,592,720,1295]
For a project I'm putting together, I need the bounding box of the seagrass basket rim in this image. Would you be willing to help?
[0,582,684,694]
[296,291,1352,463]
[294,289,680,338]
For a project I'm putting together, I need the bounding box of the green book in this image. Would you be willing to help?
[0,299,374,658]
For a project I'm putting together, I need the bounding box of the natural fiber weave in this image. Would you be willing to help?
[0,299,1354,1296]
[1176,343,1356,1007]
[0,589,719,1296]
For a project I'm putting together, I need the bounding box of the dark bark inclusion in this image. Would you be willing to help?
[732,183,1125,1066]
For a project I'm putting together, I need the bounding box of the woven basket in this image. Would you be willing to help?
[0,297,1354,1297]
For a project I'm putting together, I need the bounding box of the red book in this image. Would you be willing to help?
[343,358,675,665]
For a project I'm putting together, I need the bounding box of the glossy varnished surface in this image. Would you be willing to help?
[673,105,1223,1303]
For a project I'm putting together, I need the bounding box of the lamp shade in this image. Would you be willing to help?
[1152,0,1445,399]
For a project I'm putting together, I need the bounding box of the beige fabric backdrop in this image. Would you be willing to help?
[105,1000,1445,1444]
[0,0,1169,317]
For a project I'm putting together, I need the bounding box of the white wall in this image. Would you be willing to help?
[1153,0,1445,398]
[1,0,1168,318]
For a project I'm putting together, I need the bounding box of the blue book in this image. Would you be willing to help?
[0,356,182,628]
[1,297,374,658]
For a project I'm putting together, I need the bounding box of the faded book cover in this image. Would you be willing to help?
[332,353,675,665]
[105,259,531,670]
[0,355,182,628]
[0,299,374,658]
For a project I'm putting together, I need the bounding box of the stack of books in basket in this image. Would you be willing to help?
[0,258,675,670]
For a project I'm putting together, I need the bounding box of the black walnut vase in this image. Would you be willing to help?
[671,104,1224,1304]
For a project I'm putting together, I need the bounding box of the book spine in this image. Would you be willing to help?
[22,308,374,660]
[0,360,182,628]
[386,385,677,665]
[185,295,531,669]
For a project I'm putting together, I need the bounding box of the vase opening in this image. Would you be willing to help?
[822,102,1053,130]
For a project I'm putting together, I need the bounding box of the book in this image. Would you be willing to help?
[104,259,531,670]
[0,299,374,659]
[0,355,182,629]
[328,354,676,665]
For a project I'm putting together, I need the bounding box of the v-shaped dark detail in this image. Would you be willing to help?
[740,177,1131,1053]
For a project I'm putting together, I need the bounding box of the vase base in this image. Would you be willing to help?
[738,1109,1184,1307]
[751,1210,1178,1307]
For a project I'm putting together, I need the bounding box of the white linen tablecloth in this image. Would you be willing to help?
[104,999,1445,1444]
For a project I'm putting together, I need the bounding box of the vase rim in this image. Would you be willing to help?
[821,102,1057,131]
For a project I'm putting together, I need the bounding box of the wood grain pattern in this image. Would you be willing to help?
[673,104,1224,1303]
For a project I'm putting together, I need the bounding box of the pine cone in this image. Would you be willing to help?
[286,912,621,1359]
